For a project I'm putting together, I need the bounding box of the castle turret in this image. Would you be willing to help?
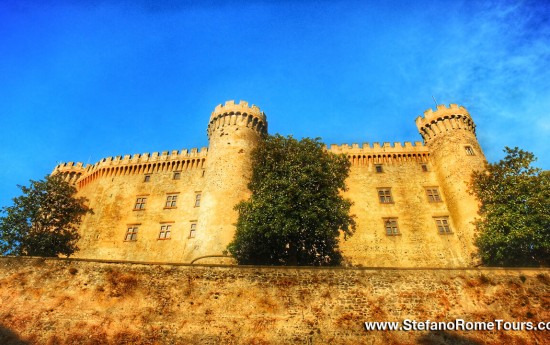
[416,104,486,264]
[192,100,268,260]
[52,162,88,185]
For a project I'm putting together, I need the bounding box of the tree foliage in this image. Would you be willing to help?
[471,147,549,267]
[0,174,92,257]
[227,135,356,266]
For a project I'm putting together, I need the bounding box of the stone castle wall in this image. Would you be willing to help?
[199,100,267,257]
[70,158,207,262]
[53,101,486,267]
[338,149,462,267]
[0,257,548,344]
[417,104,487,260]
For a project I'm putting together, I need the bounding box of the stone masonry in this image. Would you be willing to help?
[0,257,548,344]
[53,101,487,267]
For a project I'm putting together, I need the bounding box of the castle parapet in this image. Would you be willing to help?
[328,141,429,165]
[91,147,208,169]
[207,100,267,138]
[329,141,426,154]
[415,104,476,142]
[67,147,209,189]
[52,162,90,185]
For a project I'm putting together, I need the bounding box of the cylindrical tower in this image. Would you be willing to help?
[415,104,487,265]
[191,100,267,260]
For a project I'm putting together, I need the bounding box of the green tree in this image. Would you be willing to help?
[0,174,92,257]
[227,135,356,266]
[471,147,549,267]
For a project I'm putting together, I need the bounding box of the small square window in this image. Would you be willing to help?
[435,217,452,234]
[173,172,181,180]
[378,188,393,203]
[195,193,201,207]
[159,224,172,239]
[384,218,399,236]
[134,197,147,210]
[189,223,197,238]
[165,195,177,208]
[421,164,428,172]
[125,226,138,241]
[144,175,151,182]
[426,188,442,202]
[375,164,383,173]
[465,146,475,156]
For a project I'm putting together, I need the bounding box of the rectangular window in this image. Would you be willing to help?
[125,226,138,241]
[384,218,399,236]
[378,188,393,203]
[144,175,151,182]
[173,172,181,180]
[189,223,197,238]
[195,193,201,207]
[165,195,177,208]
[435,217,452,234]
[465,146,475,156]
[134,197,147,210]
[426,187,442,202]
[421,164,428,172]
[375,164,383,173]
[158,224,172,239]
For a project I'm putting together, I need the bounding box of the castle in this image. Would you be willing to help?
[53,101,486,267]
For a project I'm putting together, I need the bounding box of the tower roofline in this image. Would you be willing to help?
[207,100,268,139]
[210,100,266,123]
[415,104,470,128]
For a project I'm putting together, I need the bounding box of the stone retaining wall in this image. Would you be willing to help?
[0,257,548,344]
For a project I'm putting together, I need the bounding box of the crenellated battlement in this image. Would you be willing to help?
[55,147,209,189]
[207,100,267,138]
[210,100,266,122]
[328,141,426,153]
[55,147,208,173]
[86,147,208,170]
[417,104,469,125]
[53,161,90,172]
[415,104,476,142]
[52,162,91,185]
[328,141,430,165]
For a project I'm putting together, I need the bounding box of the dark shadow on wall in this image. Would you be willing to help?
[417,331,483,345]
[0,324,29,345]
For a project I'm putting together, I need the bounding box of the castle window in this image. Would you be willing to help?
[378,188,393,203]
[435,217,452,234]
[165,195,178,208]
[144,175,151,182]
[189,223,197,238]
[125,226,139,241]
[465,146,475,156]
[173,172,181,180]
[158,224,172,239]
[421,164,428,172]
[384,218,399,236]
[195,193,201,207]
[426,187,442,202]
[134,197,147,210]
[375,164,383,173]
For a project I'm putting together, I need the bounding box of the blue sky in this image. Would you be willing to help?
[1,0,549,208]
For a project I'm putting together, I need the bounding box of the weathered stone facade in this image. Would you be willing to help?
[1,257,548,344]
[53,101,486,266]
